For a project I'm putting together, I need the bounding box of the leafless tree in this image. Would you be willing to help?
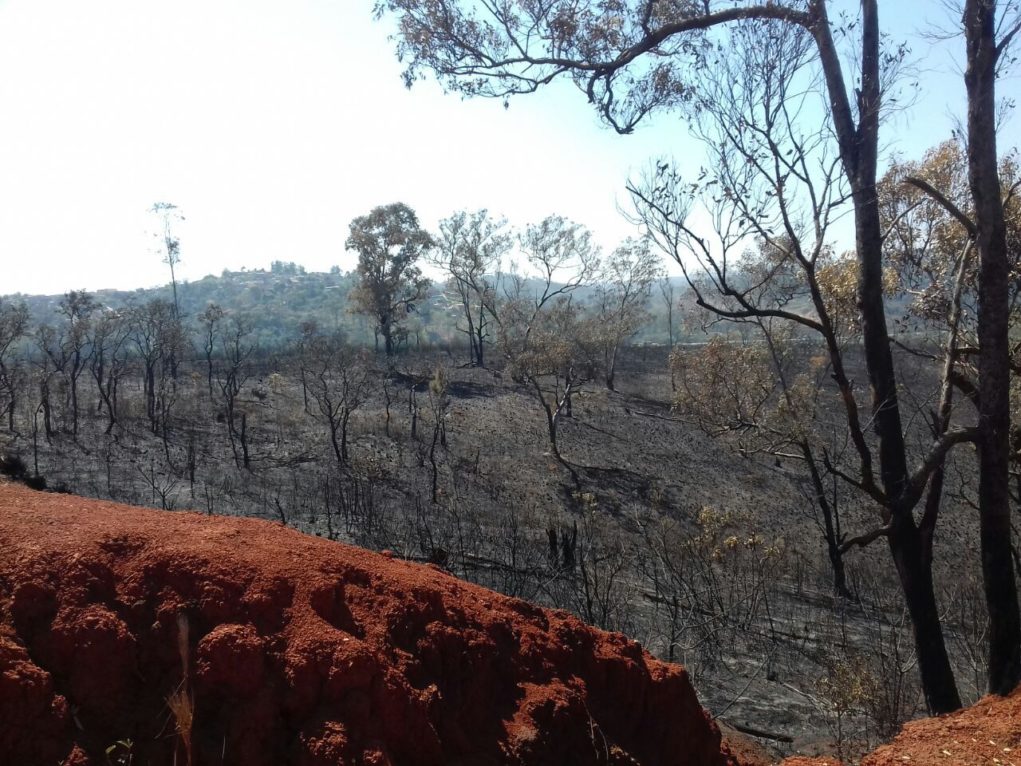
[88,309,131,434]
[491,216,600,478]
[0,299,29,432]
[435,209,512,367]
[130,298,180,435]
[303,333,371,466]
[960,0,1021,695]
[56,291,96,437]
[217,317,255,470]
[594,237,661,390]
[198,303,224,398]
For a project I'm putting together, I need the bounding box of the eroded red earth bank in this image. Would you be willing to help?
[0,482,731,765]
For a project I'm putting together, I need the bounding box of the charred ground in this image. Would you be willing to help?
[0,344,992,761]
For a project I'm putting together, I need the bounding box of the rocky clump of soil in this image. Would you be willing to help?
[0,482,729,766]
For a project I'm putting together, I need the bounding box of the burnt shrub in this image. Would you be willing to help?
[0,453,28,479]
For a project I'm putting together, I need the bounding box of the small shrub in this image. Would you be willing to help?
[24,474,47,491]
[0,452,27,479]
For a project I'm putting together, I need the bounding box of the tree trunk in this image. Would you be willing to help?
[804,443,850,598]
[329,420,344,465]
[964,0,1021,696]
[225,400,241,469]
[606,341,620,391]
[475,302,486,367]
[40,382,52,439]
[382,317,394,357]
[110,372,119,422]
[854,184,910,501]
[532,378,579,486]
[888,514,962,713]
[429,424,440,504]
[811,0,961,708]
[101,383,117,435]
[6,377,15,432]
[341,410,351,462]
[463,295,478,366]
[70,368,79,437]
[145,364,157,433]
[93,356,105,414]
[240,411,250,470]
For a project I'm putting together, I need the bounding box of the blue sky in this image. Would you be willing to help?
[0,0,1015,296]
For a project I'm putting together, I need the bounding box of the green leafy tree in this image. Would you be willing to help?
[346,203,433,357]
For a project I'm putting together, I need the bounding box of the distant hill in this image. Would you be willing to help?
[4,265,697,350]
[6,263,457,349]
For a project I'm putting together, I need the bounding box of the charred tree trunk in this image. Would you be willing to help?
[2,364,16,433]
[40,380,53,440]
[888,513,962,713]
[531,377,579,486]
[341,409,352,463]
[812,0,960,712]
[964,0,1021,696]
[206,354,215,399]
[383,377,393,438]
[429,422,440,504]
[69,362,80,438]
[475,301,487,367]
[605,343,619,392]
[145,362,157,433]
[240,412,250,471]
[381,315,395,358]
[803,442,850,598]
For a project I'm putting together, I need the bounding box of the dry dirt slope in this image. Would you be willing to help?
[781,684,1021,766]
[0,481,729,766]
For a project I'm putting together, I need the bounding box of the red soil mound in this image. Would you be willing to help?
[781,686,1021,766]
[0,482,728,766]
[861,685,1021,766]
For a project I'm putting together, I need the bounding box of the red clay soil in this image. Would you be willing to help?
[0,481,730,766]
[781,686,1021,766]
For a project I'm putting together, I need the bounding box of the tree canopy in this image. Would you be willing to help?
[346,202,434,357]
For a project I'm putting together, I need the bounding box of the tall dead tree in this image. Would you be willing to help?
[217,317,255,470]
[303,333,371,466]
[0,299,29,432]
[962,0,1021,695]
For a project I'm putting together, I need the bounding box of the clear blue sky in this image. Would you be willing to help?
[0,0,1015,296]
